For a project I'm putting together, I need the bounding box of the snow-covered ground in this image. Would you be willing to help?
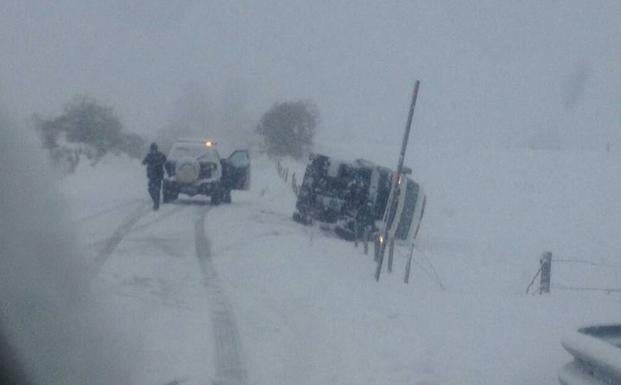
[63,145,621,385]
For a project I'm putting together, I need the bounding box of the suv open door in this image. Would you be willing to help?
[224,150,250,190]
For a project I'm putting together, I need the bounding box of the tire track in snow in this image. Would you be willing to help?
[194,207,248,385]
[88,202,150,279]
[132,204,189,232]
[75,198,144,224]
[125,236,186,259]
[86,204,188,251]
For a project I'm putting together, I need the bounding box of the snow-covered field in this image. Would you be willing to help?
[61,145,621,385]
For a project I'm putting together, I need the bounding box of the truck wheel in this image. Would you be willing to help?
[211,190,221,205]
[293,212,312,225]
[223,189,232,204]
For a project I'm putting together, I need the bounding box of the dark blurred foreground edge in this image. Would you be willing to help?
[559,324,621,385]
[0,331,32,385]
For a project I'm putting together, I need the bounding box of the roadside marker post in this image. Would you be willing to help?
[404,243,415,284]
[376,80,421,281]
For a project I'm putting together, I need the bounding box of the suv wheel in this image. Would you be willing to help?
[162,185,178,203]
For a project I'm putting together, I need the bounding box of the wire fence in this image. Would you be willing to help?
[275,159,300,197]
[526,252,621,295]
[551,284,621,294]
[552,258,621,270]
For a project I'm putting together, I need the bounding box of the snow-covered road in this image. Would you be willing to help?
[85,199,248,385]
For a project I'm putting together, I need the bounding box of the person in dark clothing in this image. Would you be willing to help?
[142,143,167,210]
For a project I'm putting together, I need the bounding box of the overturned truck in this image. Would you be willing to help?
[293,153,426,242]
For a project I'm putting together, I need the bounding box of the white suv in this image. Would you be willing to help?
[162,138,250,204]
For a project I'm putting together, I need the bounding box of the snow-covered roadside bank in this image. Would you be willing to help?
[59,155,146,221]
[205,150,621,385]
[57,156,147,259]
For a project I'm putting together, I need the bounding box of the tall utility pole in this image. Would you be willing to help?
[375,81,421,281]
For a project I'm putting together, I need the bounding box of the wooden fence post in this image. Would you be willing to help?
[540,251,552,294]
[291,172,297,195]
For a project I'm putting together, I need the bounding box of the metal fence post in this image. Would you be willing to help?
[387,239,395,273]
[540,251,552,294]
[404,243,415,284]
[374,235,381,262]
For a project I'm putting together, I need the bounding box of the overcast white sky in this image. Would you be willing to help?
[1,0,619,149]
